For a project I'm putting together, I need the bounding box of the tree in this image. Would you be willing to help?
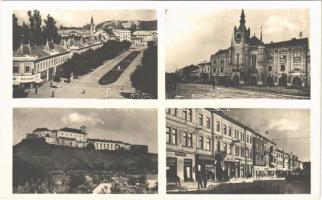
[27,10,43,45]
[85,143,95,150]
[43,14,61,44]
[13,14,22,49]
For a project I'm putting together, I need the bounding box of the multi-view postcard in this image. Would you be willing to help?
[166,9,310,99]
[12,10,158,99]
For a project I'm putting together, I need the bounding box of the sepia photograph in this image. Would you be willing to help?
[165,9,310,99]
[13,10,157,99]
[166,108,310,194]
[13,108,158,194]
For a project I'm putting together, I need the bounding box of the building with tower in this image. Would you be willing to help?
[209,9,310,88]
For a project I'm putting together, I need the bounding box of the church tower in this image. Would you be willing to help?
[232,9,250,71]
[90,15,95,37]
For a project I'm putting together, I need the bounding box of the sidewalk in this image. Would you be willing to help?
[168,177,285,193]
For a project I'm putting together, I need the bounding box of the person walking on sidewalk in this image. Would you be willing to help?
[195,165,203,190]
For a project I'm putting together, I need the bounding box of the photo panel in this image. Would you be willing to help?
[12,108,158,194]
[13,9,158,99]
[165,9,310,99]
[166,108,310,194]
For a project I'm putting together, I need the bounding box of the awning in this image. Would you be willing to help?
[34,79,44,84]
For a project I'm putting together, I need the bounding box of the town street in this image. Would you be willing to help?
[173,83,309,99]
[26,49,143,99]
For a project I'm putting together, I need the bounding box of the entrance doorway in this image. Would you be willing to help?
[184,159,193,181]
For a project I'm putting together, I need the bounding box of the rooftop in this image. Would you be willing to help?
[59,127,86,134]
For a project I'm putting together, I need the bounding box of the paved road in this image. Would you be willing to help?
[27,49,143,99]
[173,83,309,99]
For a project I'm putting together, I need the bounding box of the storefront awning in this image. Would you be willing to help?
[34,79,44,84]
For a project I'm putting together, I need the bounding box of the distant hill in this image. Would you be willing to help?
[13,139,157,187]
[96,20,157,32]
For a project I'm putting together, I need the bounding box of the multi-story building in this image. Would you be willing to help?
[198,61,212,84]
[13,16,106,90]
[166,108,306,185]
[87,138,131,151]
[25,125,133,151]
[206,9,310,88]
[113,29,131,42]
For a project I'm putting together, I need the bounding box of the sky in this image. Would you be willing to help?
[14,10,157,27]
[166,9,309,72]
[222,108,310,161]
[13,108,158,153]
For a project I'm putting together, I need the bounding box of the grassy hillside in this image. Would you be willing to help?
[13,139,157,189]
[96,20,157,32]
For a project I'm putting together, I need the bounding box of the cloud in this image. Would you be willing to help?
[264,15,303,37]
[61,112,104,127]
[267,118,300,131]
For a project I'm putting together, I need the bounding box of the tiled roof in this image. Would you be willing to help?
[265,37,309,48]
[59,127,86,134]
[247,35,264,46]
[13,43,69,59]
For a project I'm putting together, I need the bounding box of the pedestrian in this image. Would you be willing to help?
[50,81,53,88]
[203,171,208,188]
[51,90,55,98]
[195,165,203,190]
[35,85,38,94]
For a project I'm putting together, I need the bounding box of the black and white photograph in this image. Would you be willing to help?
[166,108,310,194]
[13,108,158,194]
[165,9,310,99]
[12,10,158,99]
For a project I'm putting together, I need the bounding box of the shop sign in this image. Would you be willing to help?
[197,155,215,161]
[175,151,186,157]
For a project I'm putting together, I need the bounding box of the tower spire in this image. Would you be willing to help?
[260,26,263,42]
[91,15,94,24]
[240,9,246,25]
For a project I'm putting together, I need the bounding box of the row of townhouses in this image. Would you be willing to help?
[13,16,157,90]
[25,125,138,152]
[166,108,305,183]
[187,10,310,88]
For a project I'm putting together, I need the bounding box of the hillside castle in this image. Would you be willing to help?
[26,125,147,152]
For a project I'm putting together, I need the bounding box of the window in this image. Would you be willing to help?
[280,65,285,71]
[25,66,30,73]
[183,132,193,147]
[174,109,177,116]
[220,67,224,73]
[224,143,227,153]
[166,109,171,114]
[268,66,272,71]
[188,109,192,121]
[199,136,204,149]
[166,127,170,143]
[206,117,210,128]
[223,125,227,135]
[228,127,232,136]
[13,65,19,74]
[228,144,232,154]
[206,138,211,150]
[183,110,187,120]
[216,121,220,132]
[237,53,240,66]
[280,51,287,63]
[171,128,177,144]
[217,141,221,151]
[198,113,203,126]
[268,54,274,62]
